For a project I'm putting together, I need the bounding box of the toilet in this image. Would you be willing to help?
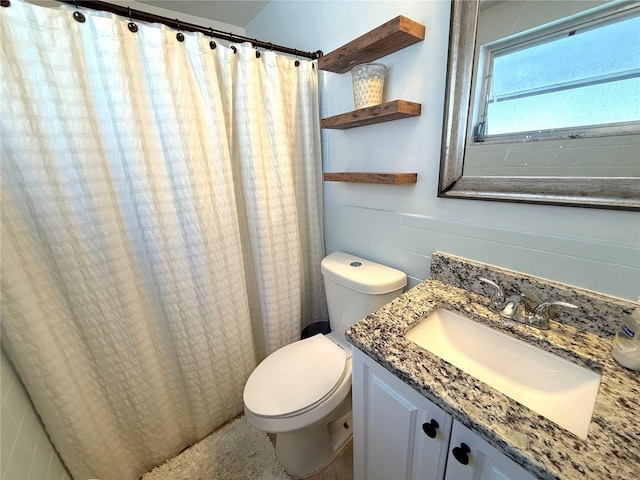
[243,251,407,478]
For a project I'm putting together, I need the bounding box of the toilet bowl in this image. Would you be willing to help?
[243,252,406,478]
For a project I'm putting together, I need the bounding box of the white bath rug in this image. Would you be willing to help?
[142,416,291,480]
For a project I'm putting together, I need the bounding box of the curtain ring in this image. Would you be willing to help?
[73,1,86,23]
[127,7,138,33]
[209,27,216,49]
[254,39,261,59]
[228,32,236,51]
[294,49,300,67]
[0,1,11,8]
[176,19,184,42]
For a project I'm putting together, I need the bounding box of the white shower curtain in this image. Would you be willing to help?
[0,1,325,479]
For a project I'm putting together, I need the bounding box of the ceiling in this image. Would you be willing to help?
[139,1,270,27]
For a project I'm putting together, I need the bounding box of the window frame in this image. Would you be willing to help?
[471,1,640,144]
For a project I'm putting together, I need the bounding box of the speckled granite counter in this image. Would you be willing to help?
[346,253,640,480]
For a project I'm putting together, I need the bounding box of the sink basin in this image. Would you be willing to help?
[406,309,601,439]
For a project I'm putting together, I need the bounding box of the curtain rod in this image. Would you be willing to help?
[53,1,323,60]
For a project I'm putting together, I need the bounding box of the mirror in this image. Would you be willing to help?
[438,0,640,211]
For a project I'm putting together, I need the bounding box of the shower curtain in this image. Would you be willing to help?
[0,1,325,479]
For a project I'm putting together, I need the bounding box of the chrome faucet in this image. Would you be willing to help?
[478,277,577,330]
[527,301,578,330]
[499,294,528,322]
[479,277,527,321]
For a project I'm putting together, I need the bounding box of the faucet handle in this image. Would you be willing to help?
[529,301,578,329]
[478,277,505,311]
[533,301,578,316]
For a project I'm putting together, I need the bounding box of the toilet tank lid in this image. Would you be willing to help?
[321,252,407,294]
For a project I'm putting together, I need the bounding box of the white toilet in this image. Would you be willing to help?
[243,251,407,478]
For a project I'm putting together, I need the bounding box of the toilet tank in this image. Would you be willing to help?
[321,252,407,336]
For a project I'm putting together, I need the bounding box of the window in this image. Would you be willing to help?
[473,2,640,142]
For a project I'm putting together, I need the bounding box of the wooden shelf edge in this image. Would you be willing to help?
[321,100,421,130]
[319,16,425,73]
[323,172,418,185]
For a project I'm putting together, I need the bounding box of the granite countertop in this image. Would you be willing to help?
[345,278,640,480]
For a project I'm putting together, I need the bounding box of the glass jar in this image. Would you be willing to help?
[351,63,386,109]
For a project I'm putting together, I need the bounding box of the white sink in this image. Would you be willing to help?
[405,309,601,439]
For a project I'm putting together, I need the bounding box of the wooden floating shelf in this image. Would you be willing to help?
[323,172,418,185]
[321,100,421,130]
[318,16,425,74]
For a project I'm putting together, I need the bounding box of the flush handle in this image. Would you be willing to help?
[421,419,439,438]
[452,442,471,465]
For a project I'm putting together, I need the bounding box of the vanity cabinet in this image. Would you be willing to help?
[352,348,537,480]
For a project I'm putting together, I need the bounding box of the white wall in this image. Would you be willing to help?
[1,350,70,480]
[247,0,639,305]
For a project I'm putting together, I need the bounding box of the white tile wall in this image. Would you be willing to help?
[324,202,640,301]
[1,350,70,480]
[464,135,640,177]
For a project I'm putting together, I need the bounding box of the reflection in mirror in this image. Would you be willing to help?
[438,0,640,210]
[466,0,640,178]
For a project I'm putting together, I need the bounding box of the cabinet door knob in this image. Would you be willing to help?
[421,419,439,438]
[452,442,471,465]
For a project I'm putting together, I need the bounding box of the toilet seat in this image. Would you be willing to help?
[243,334,347,419]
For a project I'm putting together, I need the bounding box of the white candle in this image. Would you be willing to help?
[352,63,386,109]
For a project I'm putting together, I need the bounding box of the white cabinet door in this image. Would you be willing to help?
[410,399,452,480]
[352,349,450,480]
[445,421,538,480]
